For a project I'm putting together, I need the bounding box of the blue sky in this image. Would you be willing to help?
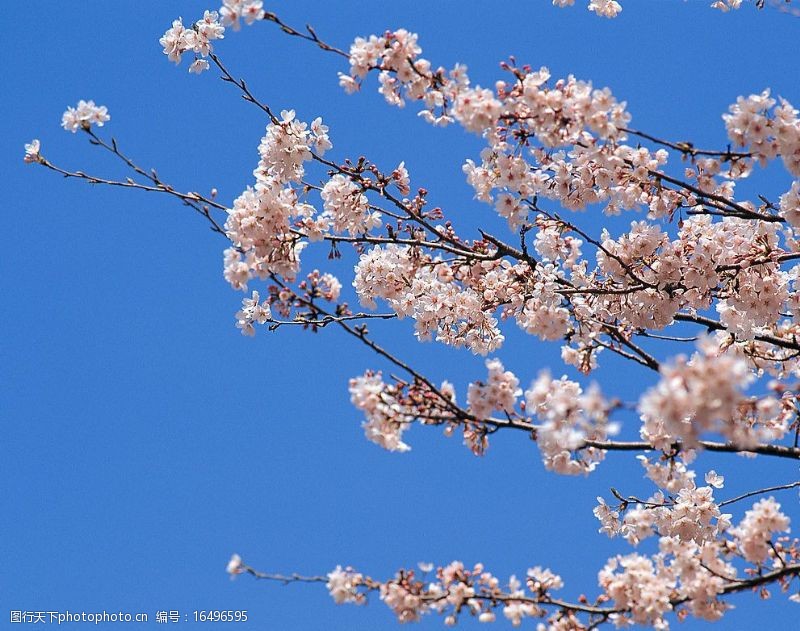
[4,1,799,629]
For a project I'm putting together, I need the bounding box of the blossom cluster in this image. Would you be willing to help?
[466,358,521,419]
[61,100,110,133]
[24,139,41,164]
[596,478,731,548]
[219,0,264,30]
[159,10,225,74]
[223,110,333,291]
[326,565,366,605]
[731,497,792,563]
[320,174,382,236]
[353,246,506,355]
[349,372,419,453]
[234,290,271,336]
[524,371,614,474]
[723,89,800,177]
[348,360,619,473]
[322,560,567,627]
[639,338,792,449]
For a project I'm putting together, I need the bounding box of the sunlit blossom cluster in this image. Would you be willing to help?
[24,139,41,164]
[319,560,569,626]
[219,0,264,30]
[223,109,334,291]
[353,246,507,354]
[524,371,614,474]
[731,497,792,563]
[723,89,800,176]
[639,338,792,449]
[159,10,225,73]
[234,290,271,336]
[320,174,382,236]
[326,565,365,605]
[348,371,416,452]
[61,100,110,133]
[466,358,521,419]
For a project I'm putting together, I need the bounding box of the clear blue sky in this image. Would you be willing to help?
[4,1,799,629]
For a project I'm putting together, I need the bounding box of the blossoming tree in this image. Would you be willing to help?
[26,1,800,628]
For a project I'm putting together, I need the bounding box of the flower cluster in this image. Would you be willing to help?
[639,338,791,449]
[323,560,567,626]
[730,497,791,564]
[599,482,731,548]
[234,290,271,336]
[219,0,264,30]
[466,358,521,419]
[348,372,416,452]
[223,110,333,289]
[723,89,800,177]
[327,566,365,605]
[61,100,110,133]
[780,181,800,229]
[256,110,331,184]
[524,372,614,475]
[223,181,309,284]
[353,246,506,355]
[599,552,674,627]
[320,174,382,236]
[159,10,225,74]
[318,532,797,629]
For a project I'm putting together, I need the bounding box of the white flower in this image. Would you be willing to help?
[189,59,210,74]
[235,291,272,336]
[326,566,364,604]
[704,470,725,489]
[220,0,264,31]
[23,139,41,163]
[226,553,244,576]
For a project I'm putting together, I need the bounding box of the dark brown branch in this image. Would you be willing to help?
[622,127,751,160]
[262,12,350,58]
[719,480,800,507]
[674,312,800,352]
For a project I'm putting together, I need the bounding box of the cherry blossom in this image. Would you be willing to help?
[780,181,800,228]
[467,358,521,419]
[349,371,415,452]
[327,566,365,604]
[731,497,791,564]
[61,100,110,133]
[226,553,244,575]
[219,0,264,30]
[320,174,382,236]
[23,139,40,163]
[235,290,271,336]
[159,11,225,73]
